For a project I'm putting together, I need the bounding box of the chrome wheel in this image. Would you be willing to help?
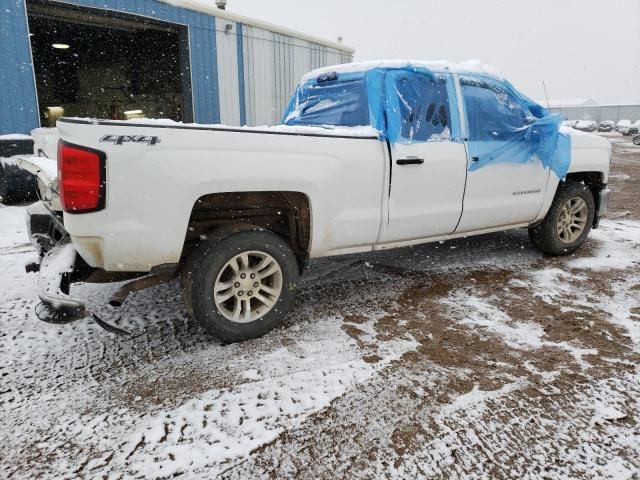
[556,196,588,244]
[213,251,283,323]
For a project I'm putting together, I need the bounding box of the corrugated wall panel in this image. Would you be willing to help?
[189,23,220,124]
[292,37,311,90]
[0,1,39,135]
[274,33,297,122]
[242,25,277,126]
[236,23,247,126]
[618,106,640,121]
[239,28,353,127]
[216,21,241,125]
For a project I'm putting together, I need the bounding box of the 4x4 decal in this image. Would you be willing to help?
[99,135,161,146]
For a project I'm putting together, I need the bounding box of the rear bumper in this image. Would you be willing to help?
[27,203,86,316]
[38,240,85,313]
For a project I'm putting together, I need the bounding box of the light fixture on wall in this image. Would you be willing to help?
[225,24,233,35]
[52,43,70,49]
[44,106,65,127]
[124,110,145,120]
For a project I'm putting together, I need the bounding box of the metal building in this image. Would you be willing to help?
[0,0,354,135]
[548,105,640,123]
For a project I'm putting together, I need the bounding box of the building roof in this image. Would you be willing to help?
[537,98,599,108]
[160,0,354,53]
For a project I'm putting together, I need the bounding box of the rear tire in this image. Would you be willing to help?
[528,181,595,256]
[181,225,299,343]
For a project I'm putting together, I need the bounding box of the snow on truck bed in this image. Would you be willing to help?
[61,117,381,138]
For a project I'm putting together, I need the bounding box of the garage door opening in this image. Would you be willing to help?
[27,1,193,127]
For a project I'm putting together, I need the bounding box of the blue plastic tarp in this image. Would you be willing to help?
[459,74,570,179]
[283,66,571,179]
[283,73,370,128]
[381,68,464,144]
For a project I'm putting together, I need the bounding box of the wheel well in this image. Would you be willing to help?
[564,172,605,225]
[181,192,311,271]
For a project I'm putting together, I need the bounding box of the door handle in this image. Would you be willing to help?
[396,157,424,166]
[471,156,480,162]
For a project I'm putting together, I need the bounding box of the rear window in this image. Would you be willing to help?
[283,77,370,127]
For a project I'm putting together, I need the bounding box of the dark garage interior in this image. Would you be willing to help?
[26,0,193,127]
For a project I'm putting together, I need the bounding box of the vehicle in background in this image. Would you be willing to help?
[625,120,640,136]
[633,134,640,146]
[562,120,578,129]
[597,120,615,132]
[616,119,631,133]
[573,120,598,132]
[0,134,38,204]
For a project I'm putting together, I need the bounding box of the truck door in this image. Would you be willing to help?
[379,71,468,243]
[455,75,550,233]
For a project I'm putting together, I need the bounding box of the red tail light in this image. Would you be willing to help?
[57,141,106,213]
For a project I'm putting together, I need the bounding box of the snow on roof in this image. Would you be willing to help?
[302,59,501,82]
[159,0,354,53]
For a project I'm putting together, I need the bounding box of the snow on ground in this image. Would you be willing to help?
[1,139,639,478]
[569,219,640,271]
[0,206,37,305]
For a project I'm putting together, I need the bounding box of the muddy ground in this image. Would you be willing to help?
[1,134,639,479]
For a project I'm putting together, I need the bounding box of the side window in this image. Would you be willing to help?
[460,76,531,141]
[395,74,450,142]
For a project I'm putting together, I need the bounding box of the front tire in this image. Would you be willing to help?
[182,225,299,343]
[529,181,595,256]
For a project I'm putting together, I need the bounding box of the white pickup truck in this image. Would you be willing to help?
[18,61,611,342]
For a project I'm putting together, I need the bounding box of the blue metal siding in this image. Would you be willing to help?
[236,23,247,126]
[188,23,220,123]
[2,0,221,133]
[0,1,39,135]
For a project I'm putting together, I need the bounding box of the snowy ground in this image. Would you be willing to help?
[1,136,639,479]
